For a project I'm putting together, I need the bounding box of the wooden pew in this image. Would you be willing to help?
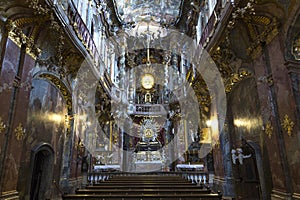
[75,188,212,195]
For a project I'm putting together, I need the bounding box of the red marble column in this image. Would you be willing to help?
[0,38,35,197]
[253,35,299,199]
[267,36,299,198]
[0,39,21,196]
[285,61,300,199]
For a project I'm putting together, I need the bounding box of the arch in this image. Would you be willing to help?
[244,140,270,200]
[33,71,73,114]
[27,143,54,200]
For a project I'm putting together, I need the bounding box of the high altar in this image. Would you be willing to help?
[132,118,165,172]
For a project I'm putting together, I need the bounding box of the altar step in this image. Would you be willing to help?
[62,174,222,200]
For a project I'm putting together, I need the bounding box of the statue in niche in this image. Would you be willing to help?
[292,37,300,60]
[145,92,152,103]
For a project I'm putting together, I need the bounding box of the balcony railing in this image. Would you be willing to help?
[130,104,167,115]
[199,1,222,47]
[67,2,100,67]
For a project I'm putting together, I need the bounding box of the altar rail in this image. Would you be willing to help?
[88,171,209,187]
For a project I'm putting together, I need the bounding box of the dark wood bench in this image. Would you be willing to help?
[92,182,195,186]
[86,185,204,189]
[75,188,212,195]
[103,179,190,183]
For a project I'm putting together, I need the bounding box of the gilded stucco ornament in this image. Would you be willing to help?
[292,37,300,60]
[0,117,6,133]
[281,114,294,137]
[6,20,41,59]
[227,0,256,30]
[265,120,273,138]
[247,18,279,59]
[26,0,50,15]
[15,123,26,140]
[38,73,72,113]
[65,115,73,136]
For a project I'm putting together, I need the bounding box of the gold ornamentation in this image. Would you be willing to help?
[227,0,255,30]
[14,123,26,140]
[0,117,6,133]
[292,37,300,60]
[38,73,72,113]
[75,140,84,150]
[141,73,155,89]
[251,15,271,26]
[225,69,253,93]
[265,121,273,138]
[247,19,279,59]
[281,114,294,137]
[113,132,118,144]
[6,20,41,59]
[65,115,73,135]
[26,0,50,15]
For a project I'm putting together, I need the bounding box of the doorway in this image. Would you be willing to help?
[235,141,262,200]
[29,143,54,200]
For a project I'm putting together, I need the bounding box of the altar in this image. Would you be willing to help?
[135,160,163,172]
[133,150,164,172]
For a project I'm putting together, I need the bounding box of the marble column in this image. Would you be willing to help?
[253,37,297,199]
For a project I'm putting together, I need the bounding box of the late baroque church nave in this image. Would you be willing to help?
[0,0,299,199]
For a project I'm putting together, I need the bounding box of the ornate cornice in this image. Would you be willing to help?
[224,69,253,93]
[6,19,41,59]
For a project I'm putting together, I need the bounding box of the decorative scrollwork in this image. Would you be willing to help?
[6,20,41,59]
[26,0,50,15]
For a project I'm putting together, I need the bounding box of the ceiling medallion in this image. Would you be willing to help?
[281,114,294,137]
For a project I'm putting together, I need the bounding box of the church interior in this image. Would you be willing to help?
[0,0,299,199]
